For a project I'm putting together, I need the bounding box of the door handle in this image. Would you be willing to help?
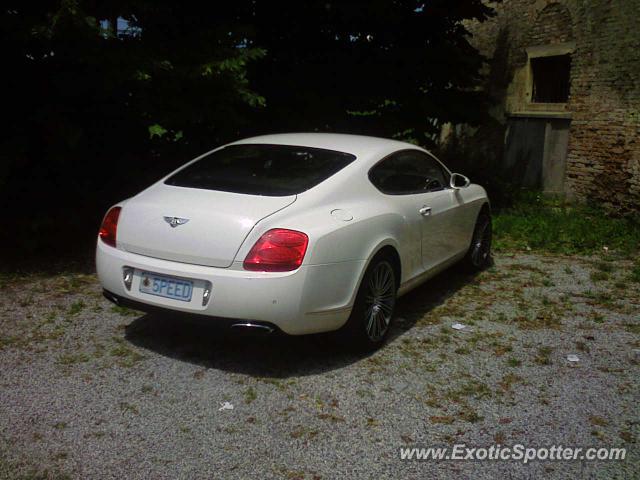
[419,206,432,216]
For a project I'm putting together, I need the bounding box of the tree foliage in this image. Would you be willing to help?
[0,0,497,263]
[248,0,497,143]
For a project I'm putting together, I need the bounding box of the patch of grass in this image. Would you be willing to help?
[512,310,561,330]
[594,261,615,273]
[493,343,513,357]
[280,468,311,480]
[397,338,425,359]
[446,380,491,403]
[619,431,635,443]
[630,261,640,283]
[119,402,139,415]
[614,278,627,289]
[56,274,94,294]
[257,377,296,391]
[68,300,85,315]
[0,272,24,289]
[623,323,640,335]
[0,335,22,351]
[91,343,106,359]
[589,416,608,427]
[458,408,484,423]
[424,394,440,408]
[505,263,545,274]
[317,412,345,423]
[290,425,319,439]
[366,417,379,427]
[355,389,372,398]
[498,373,523,393]
[19,295,34,308]
[110,305,139,317]
[590,271,610,283]
[457,404,484,423]
[493,194,640,256]
[57,352,90,365]
[1,320,69,352]
[244,386,257,404]
[583,290,615,307]
[576,341,590,353]
[0,456,71,480]
[429,415,454,425]
[534,346,553,365]
[109,339,145,367]
[506,357,522,367]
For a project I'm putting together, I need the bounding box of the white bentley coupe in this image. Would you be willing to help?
[97,134,491,350]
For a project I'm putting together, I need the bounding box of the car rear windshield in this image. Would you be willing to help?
[164,144,356,196]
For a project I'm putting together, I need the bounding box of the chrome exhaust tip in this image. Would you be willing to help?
[230,323,275,335]
[103,290,120,305]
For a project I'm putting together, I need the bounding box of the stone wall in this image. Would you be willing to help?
[462,0,640,213]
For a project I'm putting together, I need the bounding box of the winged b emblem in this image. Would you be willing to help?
[163,216,190,228]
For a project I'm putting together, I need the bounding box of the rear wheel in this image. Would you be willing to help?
[343,255,397,351]
[463,210,492,271]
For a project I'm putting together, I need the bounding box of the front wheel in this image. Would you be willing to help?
[463,210,492,271]
[342,255,397,351]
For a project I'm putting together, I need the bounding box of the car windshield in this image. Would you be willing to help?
[165,144,356,196]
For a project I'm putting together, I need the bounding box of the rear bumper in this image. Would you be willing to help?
[102,289,281,334]
[96,240,362,335]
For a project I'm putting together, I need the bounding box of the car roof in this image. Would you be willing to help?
[230,133,420,160]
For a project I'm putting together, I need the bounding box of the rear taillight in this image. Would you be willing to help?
[99,207,121,248]
[243,229,309,272]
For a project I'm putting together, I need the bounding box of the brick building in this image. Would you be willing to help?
[451,0,639,213]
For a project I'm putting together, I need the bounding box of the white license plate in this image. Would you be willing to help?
[139,272,193,302]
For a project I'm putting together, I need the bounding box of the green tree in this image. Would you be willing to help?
[247,0,498,144]
[0,0,498,262]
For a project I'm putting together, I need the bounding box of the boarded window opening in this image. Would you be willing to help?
[531,55,571,103]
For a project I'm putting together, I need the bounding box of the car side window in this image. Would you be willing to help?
[369,150,449,195]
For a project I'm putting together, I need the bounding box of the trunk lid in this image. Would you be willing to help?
[117,184,296,267]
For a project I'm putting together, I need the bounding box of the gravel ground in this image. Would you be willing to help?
[0,252,638,479]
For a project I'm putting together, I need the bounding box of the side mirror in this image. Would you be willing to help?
[450,173,471,190]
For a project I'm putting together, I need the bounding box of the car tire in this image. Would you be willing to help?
[463,210,492,271]
[342,254,397,351]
